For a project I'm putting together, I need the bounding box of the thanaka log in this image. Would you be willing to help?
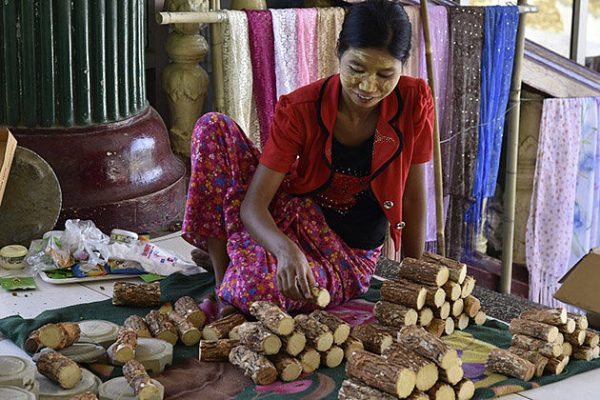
[444,318,455,336]
[168,311,201,346]
[558,319,576,334]
[420,307,434,327]
[281,330,307,356]
[123,359,162,400]
[573,345,596,361]
[250,301,294,336]
[310,310,351,344]
[460,276,476,298]
[298,346,320,373]
[509,318,559,342]
[338,378,397,400]
[452,298,464,317]
[424,286,446,309]
[486,348,535,381]
[112,282,161,307]
[463,296,481,318]
[342,336,364,360]
[383,342,439,391]
[381,279,427,310]
[400,257,449,287]
[374,301,419,328]
[294,314,333,352]
[455,378,475,400]
[427,381,455,400]
[433,302,451,320]
[520,307,567,325]
[269,353,303,381]
[123,315,152,338]
[108,328,138,363]
[145,310,178,345]
[321,345,344,368]
[545,357,566,374]
[346,350,416,398]
[351,323,394,355]
[568,313,588,330]
[237,322,282,355]
[198,339,240,362]
[442,281,461,301]
[229,345,277,385]
[562,342,573,357]
[584,330,600,347]
[310,286,331,308]
[511,334,562,358]
[474,310,487,325]
[229,325,241,340]
[398,325,459,370]
[421,252,467,284]
[426,318,446,338]
[36,350,82,389]
[564,329,586,346]
[174,296,206,328]
[455,313,470,331]
[202,313,246,340]
[37,322,81,350]
[440,363,464,385]
[508,346,549,377]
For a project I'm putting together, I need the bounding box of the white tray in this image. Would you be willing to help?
[39,271,142,285]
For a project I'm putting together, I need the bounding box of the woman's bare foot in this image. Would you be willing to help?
[191,249,213,273]
[200,292,238,321]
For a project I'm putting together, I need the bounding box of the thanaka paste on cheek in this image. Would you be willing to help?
[340,48,401,96]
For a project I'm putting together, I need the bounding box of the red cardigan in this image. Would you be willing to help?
[260,74,434,250]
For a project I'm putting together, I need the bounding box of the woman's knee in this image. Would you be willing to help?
[193,112,243,143]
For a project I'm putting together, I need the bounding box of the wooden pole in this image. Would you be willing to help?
[208,1,226,112]
[500,0,528,294]
[419,0,446,256]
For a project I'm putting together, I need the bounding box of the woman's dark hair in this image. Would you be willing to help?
[337,0,412,63]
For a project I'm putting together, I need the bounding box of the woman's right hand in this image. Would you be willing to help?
[276,243,316,301]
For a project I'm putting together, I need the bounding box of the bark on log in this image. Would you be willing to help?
[338,378,397,400]
[112,282,161,307]
[174,296,206,329]
[424,286,446,309]
[545,357,566,374]
[250,301,294,336]
[486,348,535,381]
[198,339,240,362]
[123,359,162,400]
[584,330,599,347]
[564,329,586,346]
[202,313,247,340]
[25,329,41,353]
[346,350,416,398]
[433,302,451,320]
[452,298,464,317]
[460,276,476,298]
[427,381,455,400]
[145,310,178,345]
[108,328,137,363]
[520,307,567,326]
[281,330,307,356]
[455,378,475,400]
[444,318,455,336]
[269,353,303,381]
[381,279,427,310]
[455,314,470,331]
[568,313,588,330]
[442,281,461,301]
[474,311,487,326]
[509,318,559,342]
[400,257,449,287]
[310,310,351,344]
[573,345,596,361]
[123,315,152,338]
[342,336,364,360]
[168,311,201,346]
[294,314,333,352]
[237,322,282,355]
[298,346,320,373]
[383,342,439,391]
[422,252,467,284]
[36,351,82,389]
[511,334,562,358]
[69,392,99,400]
[351,324,394,355]
[310,287,331,308]
[508,346,549,377]
[426,318,446,338]
[374,301,419,328]
[229,345,277,385]
[464,296,481,318]
[398,325,459,370]
[440,363,464,385]
[321,345,344,368]
[419,308,434,327]
[558,319,576,334]
[229,325,241,340]
[37,322,81,350]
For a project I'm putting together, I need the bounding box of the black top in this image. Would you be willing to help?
[315,134,388,249]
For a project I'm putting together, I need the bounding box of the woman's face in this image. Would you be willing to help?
[339,47,403,111]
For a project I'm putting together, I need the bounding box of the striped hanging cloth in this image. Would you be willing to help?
[316,7,345,79]
[526,98,582,307]
[296,8,318,87]
[271,9,299,98]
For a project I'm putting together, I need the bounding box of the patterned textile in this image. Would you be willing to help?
[182,113,381,314]
[464,6,519,253]
[246,10,277,148]
[442,7,484,261]
[526,98,582,307]
[222,11,260,145]
[570,98,600,267]
[316,7,345,79]
[271,9,299,98]
[296,8,318,87]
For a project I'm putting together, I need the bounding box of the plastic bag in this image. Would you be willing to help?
[25,232,74,272]
[62,219,110,266]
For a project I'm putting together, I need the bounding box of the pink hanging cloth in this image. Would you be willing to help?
[296,8,318,87]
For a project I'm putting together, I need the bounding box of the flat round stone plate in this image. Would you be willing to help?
[99,376,164,400]
[136,338,173,374]
[37,368,100,400]
[77,320,120,348]
[0,356,36,387]
[0,146,61,248]
[0,386,36,400]
[57,342,107,363]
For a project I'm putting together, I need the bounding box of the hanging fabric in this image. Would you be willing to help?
[272,9,299,99]
[526,98,582,307]
[296,8,318,87]
[463,6,519,254]
[569,98,600,267]
[403,6,421,78]
[316,7,345,79]
[417,5,450,249]
[441,7,484,261]
[222,11,260,144]
[246,10,277,148]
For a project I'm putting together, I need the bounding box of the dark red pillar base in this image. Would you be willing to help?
[12,106,187,234]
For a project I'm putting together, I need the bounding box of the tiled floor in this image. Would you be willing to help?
[1,234,599,399]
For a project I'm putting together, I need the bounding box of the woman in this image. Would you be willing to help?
[183,0,433,316]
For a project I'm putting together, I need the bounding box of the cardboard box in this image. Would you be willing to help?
[554,248,600,328]
[0,128,17,206]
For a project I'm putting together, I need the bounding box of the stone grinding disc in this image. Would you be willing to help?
[36,368,100,400]
[0,385,36,400]
[135,338,173,374]
[58,342,107,363]
[0,355,36,387]
[98,376,164,400]
[77,320,120,348]
[0,146,62,248]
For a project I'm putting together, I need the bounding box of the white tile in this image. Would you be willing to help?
[518,369,600,400]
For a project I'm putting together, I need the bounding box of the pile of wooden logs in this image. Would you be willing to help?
[486,307,600,381]
[199,300,354,385]
[376,253,486,339]
[340,325,475,400]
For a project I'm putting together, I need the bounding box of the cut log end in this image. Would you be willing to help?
[419,308,434,327]
[156,331,178,346]
[37,351,82,389]
[323,345,344,368]
[428,382,455,400]
[441,349,460,370]
[456,379,475,400]
[315,332,334,352]
[198,339,240,362]
[299,347,320,373]
[474,311,487,325]
[396,369,418,398]
[283,331,307,356]
[310,287,331,308]
[417,363,439,392]
[445,317,455,336]
[343,337,364,360]
[441,364,464,385]
[271,354,303,382]
[333,324,351,345]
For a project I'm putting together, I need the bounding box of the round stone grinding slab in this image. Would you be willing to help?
[0,385,36,400]
[77,320,120,348]
[0,355,36,387]
[99,376,164,400]
[36,368,100,400]
[135,338,173,374]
